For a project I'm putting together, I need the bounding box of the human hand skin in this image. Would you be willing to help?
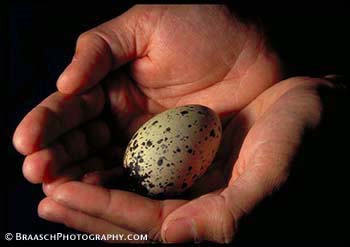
[12,5,335,243]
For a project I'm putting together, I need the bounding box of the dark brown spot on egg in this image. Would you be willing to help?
[157,158,163,166]
[132,133,138,140]
[180,111,189,116]
[147,140,152,147]
[210,129,216,138]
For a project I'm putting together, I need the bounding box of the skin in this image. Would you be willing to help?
[13,5,334,243]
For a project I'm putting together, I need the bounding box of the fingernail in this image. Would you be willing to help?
[163,218,198,243]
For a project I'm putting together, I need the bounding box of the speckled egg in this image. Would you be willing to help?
[123,105,222,197]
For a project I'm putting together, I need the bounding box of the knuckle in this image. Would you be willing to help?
[77,30,96,44]
[148,201,166,241]
[216,195,236,243]
[76,30,109,56]
[202,195,235,243]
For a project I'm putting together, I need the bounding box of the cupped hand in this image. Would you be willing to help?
[12,5,332,243]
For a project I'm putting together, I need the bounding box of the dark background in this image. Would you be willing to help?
[4,1,350,245]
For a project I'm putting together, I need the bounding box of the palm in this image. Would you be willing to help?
[103,5,281,134]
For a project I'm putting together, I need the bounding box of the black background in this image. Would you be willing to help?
[4,1,350,245]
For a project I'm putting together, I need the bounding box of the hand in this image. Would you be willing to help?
[12,5,333,243]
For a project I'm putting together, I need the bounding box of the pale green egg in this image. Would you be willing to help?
[123,105,222,196]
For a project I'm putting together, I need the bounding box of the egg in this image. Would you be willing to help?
[123,105,222,197]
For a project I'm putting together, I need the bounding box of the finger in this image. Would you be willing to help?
[42,156,106,196]
[38,198,145,243]
[81,167,124,186]
[61,120,111,161]
[13,86,104,155]
[161,193,236,243]
[22,120,110,184]
[161,163,289,243]
[23,143,70,184]
[161,156,290,243]
[57,6,153,94]
[43,145,125,195]
[51,181,186,240]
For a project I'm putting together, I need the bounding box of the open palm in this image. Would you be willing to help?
[13,5,332,243]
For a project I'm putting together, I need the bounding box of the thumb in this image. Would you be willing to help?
[161,193,237,243]
[57,6,153,94]
[161,165,288,243]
